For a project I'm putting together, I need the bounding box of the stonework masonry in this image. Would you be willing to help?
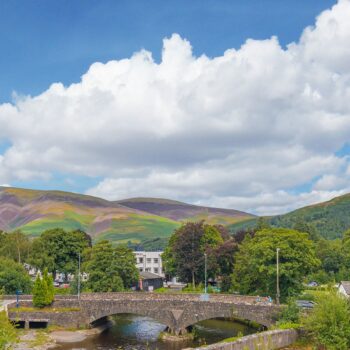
[191,329,298,350]
[7,293,282,335]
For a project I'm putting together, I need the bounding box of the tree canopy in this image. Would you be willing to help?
[232,228,319,300]
[0,257,32,294]
[30,228,91,278]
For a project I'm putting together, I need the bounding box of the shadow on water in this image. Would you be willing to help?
[55,314,257,350]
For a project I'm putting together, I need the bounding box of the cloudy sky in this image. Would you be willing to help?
[1,0,350,215]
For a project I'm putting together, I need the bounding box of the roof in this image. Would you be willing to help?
[340,281,350,295]
[140,271,163,280]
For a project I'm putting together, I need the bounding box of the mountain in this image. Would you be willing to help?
[269,193,350,239]
[117,197,254,225]
[229,193,350,240]
[0,187,254,246]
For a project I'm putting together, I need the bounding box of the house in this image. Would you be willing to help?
[338,281,350,298]
[134,251,164,277]
[137,271,164,291]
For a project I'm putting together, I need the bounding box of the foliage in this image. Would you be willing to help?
[232,228,320,301]
[277,298,300,324]
[30,228,91,278]
[304,290,350,350]
[33,274,47,308]
[0,231,32,264]
[114,245,139,289]
[162,221,223,286]
[42,269,55,305]
[0,257,32,294]
[84,240,124,292]
[0,311,18,350]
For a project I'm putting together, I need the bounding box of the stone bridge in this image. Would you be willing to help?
[7,293,281,335]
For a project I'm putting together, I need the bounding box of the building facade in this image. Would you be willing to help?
[134,251,164,277]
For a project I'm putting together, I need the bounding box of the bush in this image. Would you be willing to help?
[304,290,350,350]
[32,270,54,308]
[0,311,18,349]
[277,298,300,324]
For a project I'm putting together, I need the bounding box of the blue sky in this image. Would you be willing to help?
[0,0,335,103]
[1,0,350,215]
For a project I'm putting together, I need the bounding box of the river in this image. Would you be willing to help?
[55,314,257,350]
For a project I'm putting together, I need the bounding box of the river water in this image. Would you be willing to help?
[56,314,256,350]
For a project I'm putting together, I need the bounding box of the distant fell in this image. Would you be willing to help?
[117,197,255,225]
[0,187,254,247]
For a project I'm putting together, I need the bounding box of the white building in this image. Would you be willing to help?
[134,251,164,277]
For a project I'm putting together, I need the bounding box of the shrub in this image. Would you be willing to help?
[304,290,350,350]
[0,311,18,349]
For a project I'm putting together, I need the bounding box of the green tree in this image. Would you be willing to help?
[0,311,18,350]
[305,290,350,350]
[232,228,319,300]
[0,258,32,294]
[255,217,270,231]
[30,228,91,279]
[42,269,54,305]
[293,217,320,241]
[162,221,223,286]
[32,274,46,308]
[0,231,32,264]
[114,246,139,289]
[84,240,124,292]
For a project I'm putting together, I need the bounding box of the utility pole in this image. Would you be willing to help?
[78,253,81,301]
[276,248,280,305]
[204,253,207,294]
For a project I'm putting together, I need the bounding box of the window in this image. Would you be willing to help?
[139,258,143,263]
[139,268,143,272]
[145,268,151,272]
[154,258,159,263]
[147,258,152,263]
[154,268,159,274]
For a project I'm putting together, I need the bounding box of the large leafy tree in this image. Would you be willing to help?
[30,228,91,278]
[0,257,32,294]
[114,246,139,289]
[232,228,319,300]
[162,221,223,286]
[0,230,32,264]
[84,240,124,292]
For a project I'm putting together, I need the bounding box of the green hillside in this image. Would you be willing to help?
[229,194,350,240]
[269,194,350,239]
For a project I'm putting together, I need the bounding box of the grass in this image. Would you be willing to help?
[9,306,80,313]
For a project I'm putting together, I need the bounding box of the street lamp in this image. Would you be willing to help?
[204,253,207,294]
[78,253,81,301]
[276,248,280,305]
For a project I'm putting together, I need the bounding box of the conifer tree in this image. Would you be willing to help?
[32,274,46,308]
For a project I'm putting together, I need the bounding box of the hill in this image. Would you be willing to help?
[269,193,350,239]
[228,193,350,240]
[0,187,254,247]
[117,197,254,225]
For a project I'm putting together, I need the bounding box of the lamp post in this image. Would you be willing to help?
[204,253,207,294]
[78,253,81,301]
[276,248,280,305]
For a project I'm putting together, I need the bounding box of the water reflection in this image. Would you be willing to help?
[55,314,256,350]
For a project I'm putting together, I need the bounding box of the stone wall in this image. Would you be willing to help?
[193,329,298,350]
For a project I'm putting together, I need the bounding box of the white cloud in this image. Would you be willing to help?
[1,1,350,214]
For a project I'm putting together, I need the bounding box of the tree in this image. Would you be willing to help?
[84,240,124,292]
[30,228,91,279]
[114,246,139,289]
[255,217,270,231]
[32,274,46,308]
[305,290,350,350]
[0,311,18,349]
[0,258,32,294]
[293,217,320,241]
[162,221,223,286]
[42,268,54,305]
[232,228,319,300]
[0,231,32,263]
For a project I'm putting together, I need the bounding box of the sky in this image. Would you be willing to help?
[2,0,350,215]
